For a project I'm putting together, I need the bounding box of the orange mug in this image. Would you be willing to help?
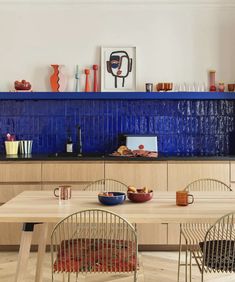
[176,190,194,206]
[54,185,72,200]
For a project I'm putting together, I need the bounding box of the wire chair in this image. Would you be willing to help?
[181,212,235,282]
[184,178,232,192]
[51,209,138,281]
[178,179,232,282]
[83,179,128,192]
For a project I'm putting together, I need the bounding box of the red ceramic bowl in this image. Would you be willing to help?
[127,189,153,203]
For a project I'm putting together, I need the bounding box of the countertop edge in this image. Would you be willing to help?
[0,154,235,161]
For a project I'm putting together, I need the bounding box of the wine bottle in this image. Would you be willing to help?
[66,132,73,153]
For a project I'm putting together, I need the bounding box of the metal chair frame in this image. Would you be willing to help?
[179,212,235,282]
[177,178,232,282]
[51,209,138,281]
[83,179,128,192]
[184,178,232,192]
[198,212,235,281]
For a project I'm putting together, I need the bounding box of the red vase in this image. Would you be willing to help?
[50,65,59,92]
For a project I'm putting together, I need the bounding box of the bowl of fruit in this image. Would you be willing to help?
[98,192,126,206]
[127,186,153,203]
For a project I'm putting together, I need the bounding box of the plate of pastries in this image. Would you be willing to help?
[111,145,158,158]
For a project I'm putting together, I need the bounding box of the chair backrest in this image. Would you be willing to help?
[83,179,128,192]
[185,178,232,192]
[51,209,138,278]
[201,212,235,273]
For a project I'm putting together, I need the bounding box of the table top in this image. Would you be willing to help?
[0,191,235,224]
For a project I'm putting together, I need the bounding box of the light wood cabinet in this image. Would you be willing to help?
[168,161,230,191]
[0,222,53,245]
[0,162,42,245]
[137,223,167,245]
[230,161,235,182]
[42,161,104,182]
[0,162,41,183]
[0,184,41,204]
[168,223,181,245]
[105,161,167,191]
[0,222,23,245]
[42,183,89,191]
[229,161,235,189]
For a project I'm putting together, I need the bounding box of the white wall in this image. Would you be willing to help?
[0,0,235,91]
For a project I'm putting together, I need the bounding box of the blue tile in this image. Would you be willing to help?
[0,99,235,155]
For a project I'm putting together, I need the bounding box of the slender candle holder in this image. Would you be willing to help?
[84,69,90,92]
[75,65,80,92]
[93,65,98,92]
[209,70,216,92]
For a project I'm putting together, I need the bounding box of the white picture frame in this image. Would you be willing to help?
[101,46,136,92]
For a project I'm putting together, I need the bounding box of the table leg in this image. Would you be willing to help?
[15,223,35,282]
[35,223,48,282]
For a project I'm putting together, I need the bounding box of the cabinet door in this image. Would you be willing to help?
[0,222,54,245]
[42,183,89,191]
[42,161,104,182]
[0,184,41,204]
[0,162,41,183]
[168,224,181,245]
[230,161,235,183]
[0,183,42,245]
[168,161,230,191]
[137,223,167,245]
[105,162,167,191]
[0,222,22,245]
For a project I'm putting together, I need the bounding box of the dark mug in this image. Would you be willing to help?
[176,190,194,206]
[145,83,153,92]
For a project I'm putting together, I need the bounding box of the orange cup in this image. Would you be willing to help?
[176,190,194,206]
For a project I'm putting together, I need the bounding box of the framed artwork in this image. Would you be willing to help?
[101,46,136,92]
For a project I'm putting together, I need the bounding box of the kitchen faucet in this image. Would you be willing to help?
[77,125,82,156]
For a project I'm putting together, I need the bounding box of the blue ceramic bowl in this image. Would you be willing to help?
[98,192,126,206]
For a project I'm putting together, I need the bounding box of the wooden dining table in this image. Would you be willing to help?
[0,190,235,282]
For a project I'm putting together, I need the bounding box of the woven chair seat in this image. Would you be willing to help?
[198,240,235,272]
[53,238,137,273]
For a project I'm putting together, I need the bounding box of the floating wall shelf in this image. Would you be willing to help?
[1,0,235,6]
[0,92,235,100]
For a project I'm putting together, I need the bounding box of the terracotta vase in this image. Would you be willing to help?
[50,65,59,92]
[50,65,67,92]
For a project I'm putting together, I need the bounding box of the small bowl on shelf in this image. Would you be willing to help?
[127,189,153,203]
[98,192,126,206]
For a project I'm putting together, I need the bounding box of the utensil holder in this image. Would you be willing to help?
[19,140,33,155]
[5,141,19,155]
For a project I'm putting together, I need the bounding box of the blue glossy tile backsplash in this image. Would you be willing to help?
[0,100,235,156]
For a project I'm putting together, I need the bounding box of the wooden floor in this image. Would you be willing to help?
[0,251,234,281]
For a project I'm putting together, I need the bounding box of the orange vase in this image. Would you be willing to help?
[50,65,59,92]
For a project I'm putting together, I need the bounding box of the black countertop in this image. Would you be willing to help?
[1,153,235,161]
